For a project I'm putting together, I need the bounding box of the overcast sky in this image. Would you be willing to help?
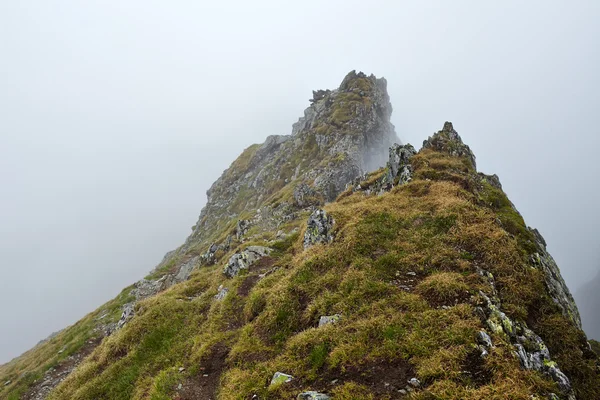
[1,1,599,363]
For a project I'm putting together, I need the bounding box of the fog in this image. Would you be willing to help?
[1,1,599,363]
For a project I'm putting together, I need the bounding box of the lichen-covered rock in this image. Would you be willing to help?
[117,303,134,328]
[297,391,331,400]
[270,372,293,386]
[347,142,416,196]
[180,71,398,255]
[385,143,417,185]
[223,246,272,278]
[303,209,334,248]
[174,256,199,282]
[318,314,341,327]
[422,121,476,168]
[478,289,575,398]
[529,228,582,330]
[131,277,169,301]
[236,219,251,240]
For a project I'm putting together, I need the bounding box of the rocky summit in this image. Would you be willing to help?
[1,71,599,400]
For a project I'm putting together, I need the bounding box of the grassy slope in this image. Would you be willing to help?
[3,141,599,400]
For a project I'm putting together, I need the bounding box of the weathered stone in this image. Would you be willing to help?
[297,391,331,400]
[293,183,320,208]
[478,172,502,190]
[214,285,229,300]
[408,378,420,387]
[385,143,416,185]
[174,256,199,282]
[270,372,293,386]
[477,330,493,348]
[223,246,272,278]
[318,314,341,327]
[183,71,398,253]
[236,219,251,240]
[478,287,574,397]
[117,303,135,328]
[303,209,334,248]
[529,228,582,330]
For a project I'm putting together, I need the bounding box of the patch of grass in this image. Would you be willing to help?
[415,272,470,305]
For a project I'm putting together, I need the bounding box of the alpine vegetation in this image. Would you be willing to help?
[1,72,598,400]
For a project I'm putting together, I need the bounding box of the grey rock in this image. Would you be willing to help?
[174,256,199,282]
[236,219,251,240]
[294,183,320,208]
[270,372,293,386]
[183,71,398,254]
[478,172,502,190]
[4,380,11,386]
[547,364,572,394]
[385,143,417,185]
[223,246,272,278]
[131,277,169,301]
[529,228,582,330]
[214,285,229,300]
[297,391,331,400]
[303,209,334,248]
[408,377,420,388]
[476,331,493,348]
[117,302,135,328]
[514,343,531,369]
[478,283,574,397]
[318,314,341,327]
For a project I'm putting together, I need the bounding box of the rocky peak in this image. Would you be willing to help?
[423,121,477,169]
[175,71,398,258]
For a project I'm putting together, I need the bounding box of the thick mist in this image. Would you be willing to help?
[1,1,600,363]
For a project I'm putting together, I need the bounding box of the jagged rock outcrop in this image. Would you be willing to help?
[423,121,476,168]
[529,228,582,330]
[347,142,416,195]
[223,246,272,278]
[175,71,398,258]
[385,143,417,186]
[480,292,574,398]
[303,209,334,248]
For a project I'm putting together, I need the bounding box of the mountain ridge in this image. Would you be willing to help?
[1,71,598,400]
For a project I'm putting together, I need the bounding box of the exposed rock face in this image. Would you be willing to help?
[347,142,416,195]
[479,284,575,399]
[223,246,272,278]
[529,228,582,330]
[303,209,334,248]
[385,143,417,186]
[175,71,398,258]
